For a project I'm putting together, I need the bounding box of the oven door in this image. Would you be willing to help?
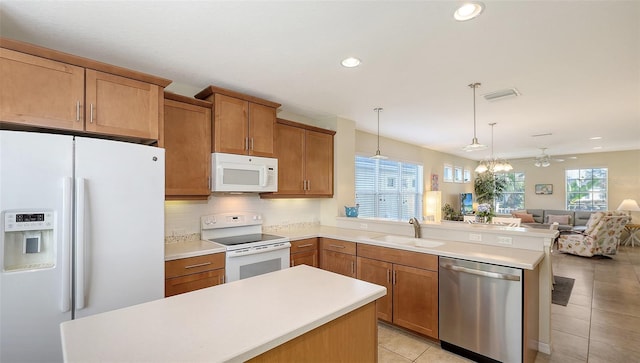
[225,242,290,282]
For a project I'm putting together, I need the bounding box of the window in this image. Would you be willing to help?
[355,156,423,220]
[463,169,471,183]
[454,167,463,183]
[566,168,608,211]
[496,172,525,213]
[443,164,453,182]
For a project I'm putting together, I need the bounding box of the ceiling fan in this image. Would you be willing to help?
[534,148,551,167]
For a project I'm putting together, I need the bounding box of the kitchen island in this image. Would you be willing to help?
[60,265,386,362]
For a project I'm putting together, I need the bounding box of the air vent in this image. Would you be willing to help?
[531,132,552,138]
[483,88,520,101]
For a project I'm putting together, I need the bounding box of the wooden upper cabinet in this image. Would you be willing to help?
[195,85,281,157]
[274,123,306,194]
[214,94,249,155]
[266,119,335,198]
[248,102,276,156]
[305,130,334,195]
[1,48,85,131]
[163,93,212,199]
[0,37,170,142]
[85,70,160,140]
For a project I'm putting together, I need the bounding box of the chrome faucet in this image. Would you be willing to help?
[409,217,421,238]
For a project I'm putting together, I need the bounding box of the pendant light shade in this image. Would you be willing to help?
[463,82,488,152]
[474,122,513,173]
[371,107,387,159]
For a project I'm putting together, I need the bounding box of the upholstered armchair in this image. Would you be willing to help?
[557,211,630,257]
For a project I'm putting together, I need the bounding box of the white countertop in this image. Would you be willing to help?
[165,224,547,270]
[60,265,386,362]
[164,239,225,261]
[274,225,545,270]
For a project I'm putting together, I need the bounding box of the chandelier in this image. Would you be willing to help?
[475,123,513,173]
[534,148,551,167]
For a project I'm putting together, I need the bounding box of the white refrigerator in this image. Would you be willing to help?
[0,130,165,362]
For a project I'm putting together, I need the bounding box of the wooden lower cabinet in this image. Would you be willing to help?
[290,238,318,267]
[319,238,356,278]
[357,244,439,339]
[165,253,225,297]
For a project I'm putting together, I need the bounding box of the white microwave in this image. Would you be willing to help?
[211,153,278,192]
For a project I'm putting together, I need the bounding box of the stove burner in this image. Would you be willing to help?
[209,233,286,246]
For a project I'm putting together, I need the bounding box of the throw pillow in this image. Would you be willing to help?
[547,214,570,225]
[513,213,536,223]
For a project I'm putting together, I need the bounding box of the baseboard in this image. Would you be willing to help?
[538,342,551,354]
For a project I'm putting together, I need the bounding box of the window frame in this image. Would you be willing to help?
[496,172,525,214]
[354,155,424,221]
[565,168,608,211]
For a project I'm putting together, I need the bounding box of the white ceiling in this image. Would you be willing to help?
[1,1,639,161]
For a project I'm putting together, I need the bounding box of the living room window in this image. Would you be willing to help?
[355,156,423,220]
[566,168,608,211]
[496,172,525,214]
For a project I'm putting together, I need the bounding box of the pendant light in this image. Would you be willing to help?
[462,82,488,152]
[475,122,513,173]
[371,107,387,159]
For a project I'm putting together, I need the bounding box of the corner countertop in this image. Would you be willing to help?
[60,265,386,363]
[164,225,546,270]
[164,239,225,261]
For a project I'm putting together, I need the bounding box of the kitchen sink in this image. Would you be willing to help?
[372,235,444,248]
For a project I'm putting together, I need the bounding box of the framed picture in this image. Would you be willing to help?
[535,184,553,195]
[431,174,439,191]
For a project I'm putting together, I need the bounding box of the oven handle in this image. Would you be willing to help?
[227,242,291,258]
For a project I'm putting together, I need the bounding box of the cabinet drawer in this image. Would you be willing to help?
[165,253,225,278]
[320,238,356,255]
[357,243,438,271]
[165,269,225,297]
[290,238,318,254]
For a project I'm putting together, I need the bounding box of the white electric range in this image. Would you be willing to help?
[200,212,290,282]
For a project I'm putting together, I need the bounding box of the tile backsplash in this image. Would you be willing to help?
[165,194,323,237]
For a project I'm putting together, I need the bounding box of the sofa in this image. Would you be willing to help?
[511,209,594,231]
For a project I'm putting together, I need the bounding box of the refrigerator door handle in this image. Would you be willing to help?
[75,177,86,310]
[61,177,73,312]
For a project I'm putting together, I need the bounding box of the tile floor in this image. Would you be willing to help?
[377,245,640,363]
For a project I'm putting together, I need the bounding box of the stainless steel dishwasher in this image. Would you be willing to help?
[439,256,523,363]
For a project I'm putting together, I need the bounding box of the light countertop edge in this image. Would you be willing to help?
[166,225,546,270]
[60,265,387,363]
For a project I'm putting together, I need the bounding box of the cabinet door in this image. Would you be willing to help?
[248,102,275,157]
[85,70,160,140]
[213,94,248,154]
[357,257,393,322]
[304,130,333,196]
[290,250,318,268]
[393,265,438,338]
[164,99,211,198]
[164,269,225,297]
[1,48,84,131]
[320,250,356,278]
[274,123,305,194]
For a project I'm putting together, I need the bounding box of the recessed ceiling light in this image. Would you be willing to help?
[589,136,602,140]
[341,57,361,68]
[568,156,578,160]
[593,146,603,150]
[454,2,484,21]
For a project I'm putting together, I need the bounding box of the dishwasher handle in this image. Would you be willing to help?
[440,263,521,281]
